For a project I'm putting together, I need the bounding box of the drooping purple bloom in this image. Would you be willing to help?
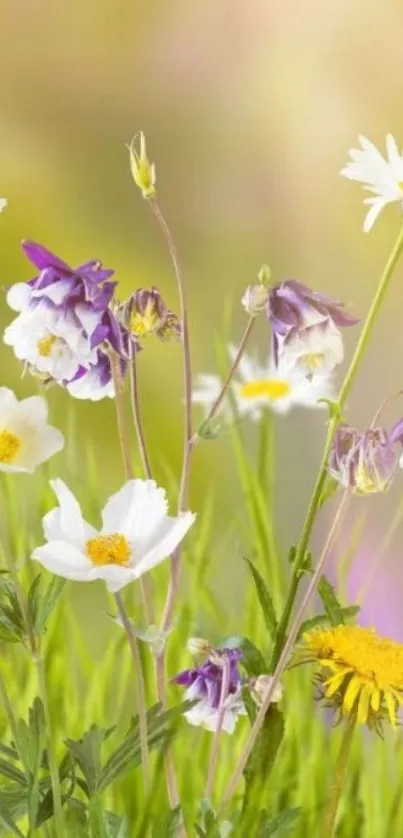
[267,280,359,373]
[329,423,402,495]
[173,647,246,733]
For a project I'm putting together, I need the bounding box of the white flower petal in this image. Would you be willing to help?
[32,279,73,306]
[6,283,32,312]
[101,479,168,539]
[0,198,7,213]
[134,512,196,576]
[32,541,92,580]
[47,480,90,545]
[88,564,136,592]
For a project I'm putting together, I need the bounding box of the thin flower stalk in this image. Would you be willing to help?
[271,219,403,669]
[204,655,231,800]
[115,592,150,791]
[129,343,152,478]
[221,490,349,807]
[109,356,151,789]
[320,716,356,838]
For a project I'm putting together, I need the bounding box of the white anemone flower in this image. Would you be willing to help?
[4,308,97,382]
[32,479,196,592]
[0,388,64,473]
[192,345,334,422]
[341,134,403,232]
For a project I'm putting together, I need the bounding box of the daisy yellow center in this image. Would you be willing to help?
[0,430,21,464]
[304,625,403,727]
[37,336,57,357]
[86,533,131,566]
[240,379,290,401]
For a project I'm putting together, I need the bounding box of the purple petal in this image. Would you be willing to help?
[22,240,72,273]
[390,418,403,446]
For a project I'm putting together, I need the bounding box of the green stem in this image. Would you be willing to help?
[35,653,65,838]
[115,592,150,791]
[271,220,403,668]
[320,717,356,838]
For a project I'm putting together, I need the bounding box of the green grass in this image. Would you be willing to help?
[1,407,403,838]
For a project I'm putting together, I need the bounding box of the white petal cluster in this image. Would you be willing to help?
[341,134,403,232]
[0,388,64,473]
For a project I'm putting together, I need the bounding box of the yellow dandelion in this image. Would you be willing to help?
[302,625,403,729]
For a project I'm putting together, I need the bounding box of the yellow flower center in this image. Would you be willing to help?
[302,352,325,372]
[239,379,290,401]
[129,305,162,338]
[0,430,21,464]
[37,336,57,357]
[304,625,403,727]
[85,533,131,567]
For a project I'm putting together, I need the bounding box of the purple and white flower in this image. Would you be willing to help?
[329,420,403,495]
[267,280,358,376]
[173,648,246,733]
[4,241,132,400]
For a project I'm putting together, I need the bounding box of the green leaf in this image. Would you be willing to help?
[0,760,26,785]
[297,605,360,641]
[88,796,109,838]
[33,577,66,635]
[244,559,278,640]
[64,799,88,837]
[318,476,339,509]
[66,725,112,797]
[0,798,25,838]
[259,807,301,836]
[159,806,182,837]
[243,707,285,814]
[236,637,267,677]
[318,576,345,626]
[27,575,42,629]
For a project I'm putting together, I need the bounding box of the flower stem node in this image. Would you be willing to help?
[128,132,156,199]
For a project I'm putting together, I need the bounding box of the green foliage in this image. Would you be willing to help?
[244,558,278,641]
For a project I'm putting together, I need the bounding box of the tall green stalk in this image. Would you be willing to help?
[320,717,356,838]
[271,220,403,668]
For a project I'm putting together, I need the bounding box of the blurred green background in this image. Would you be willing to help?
[1,0,403,630]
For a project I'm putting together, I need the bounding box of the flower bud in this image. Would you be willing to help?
[241,282,270,317]
[187,636,212,657]
[128,132,156,199]
[121,288,166,338]
[249,674,283,707]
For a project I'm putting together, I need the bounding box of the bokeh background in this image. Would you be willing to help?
[1,0,403,637]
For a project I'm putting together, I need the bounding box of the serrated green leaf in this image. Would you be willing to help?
[64,799,88,836]
[0,760,26,785]
[33,576,66,635]
[259,807,301,836]
[244,558,278,640]
[66,725,111,797]
[159,806,181,837]
[318,576,345,626]
[0,798,25,838]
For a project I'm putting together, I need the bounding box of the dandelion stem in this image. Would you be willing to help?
[271,219,403,670]
[114,592,150,791]
[205,656,231,800]
[221,490,349,808]
[320,716,356,838]
[129,343,152,478]
[35,652,65,838]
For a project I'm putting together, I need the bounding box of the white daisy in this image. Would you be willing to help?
[0,388,64,473]
[192,346,334,422]
[341,134,403,232]
[32,479,196,593]
[4,308,97,383]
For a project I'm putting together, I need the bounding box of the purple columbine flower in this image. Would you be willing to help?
[329,421,403,495]
[267,280,359,375]
[4,241,134,400]
[173,647,246,733]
